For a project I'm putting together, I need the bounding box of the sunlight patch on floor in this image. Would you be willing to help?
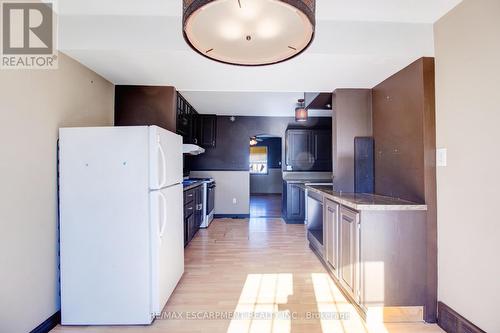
[226,274,293,333]
[311,273,393,333]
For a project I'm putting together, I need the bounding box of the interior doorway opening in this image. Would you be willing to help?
[249,135,283,218]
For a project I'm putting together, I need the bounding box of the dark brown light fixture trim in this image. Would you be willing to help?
[182,0,316,66]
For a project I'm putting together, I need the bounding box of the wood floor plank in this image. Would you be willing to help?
[51,218,443,333]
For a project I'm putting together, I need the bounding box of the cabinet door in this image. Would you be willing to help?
[190,114,200,145]
[286,183,305,221]
[312,130,332,171]
[286,130,313,171]
[187,213,196,243]
[325,199,339,275]
[184,217,189,247]
[198,115,217,148]
[340,207,360,301]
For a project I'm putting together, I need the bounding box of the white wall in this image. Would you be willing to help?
[0,53,114,332]
[434,1,500,331]
[190,171,250,215]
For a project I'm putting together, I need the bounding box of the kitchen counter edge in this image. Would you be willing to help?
[306,185,428,211]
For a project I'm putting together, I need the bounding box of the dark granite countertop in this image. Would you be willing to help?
[182,180,204,191]
[284,179,332,184]
[306,185,427,211]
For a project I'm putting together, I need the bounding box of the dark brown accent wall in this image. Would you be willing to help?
[114,86,177,133]
[189,116,331,171]
[372,57,437,322]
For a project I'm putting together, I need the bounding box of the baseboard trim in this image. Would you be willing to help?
[30,311,60,333]
[284,219,305,224]
[214,214,250,219]
[438,302,485,333]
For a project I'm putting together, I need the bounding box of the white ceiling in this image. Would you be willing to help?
[56,0,462,116]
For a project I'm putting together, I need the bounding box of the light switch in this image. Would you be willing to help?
[437,148,447,167]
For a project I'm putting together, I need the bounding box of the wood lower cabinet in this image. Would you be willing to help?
[282,182,305,223]
[313,191,429,323]
[324,199,339,276]
[339,207,360,302]
[184,185,204,246]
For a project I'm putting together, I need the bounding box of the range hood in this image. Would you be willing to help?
[183,144,205,155]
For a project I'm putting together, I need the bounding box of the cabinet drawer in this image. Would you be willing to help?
[184,200,195,217]
[184,189,195,204]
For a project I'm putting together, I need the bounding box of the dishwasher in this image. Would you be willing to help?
[307,190,324,255]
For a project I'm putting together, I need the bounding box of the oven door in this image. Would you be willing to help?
[207,183,215,214]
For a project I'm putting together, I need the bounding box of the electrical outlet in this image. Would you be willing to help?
[232,198,237,204]
[437,148,447,167]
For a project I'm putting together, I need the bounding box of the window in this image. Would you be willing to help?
[249,146,268,174]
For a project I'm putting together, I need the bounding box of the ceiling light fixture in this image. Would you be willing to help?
[183,0,316,66]
[295,98,308,122]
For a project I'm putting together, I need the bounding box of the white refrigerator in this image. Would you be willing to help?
[59,126,184,325]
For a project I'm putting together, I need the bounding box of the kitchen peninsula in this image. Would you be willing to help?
[306,184,429,323]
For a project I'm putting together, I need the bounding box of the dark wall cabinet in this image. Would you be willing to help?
[286,129,332,171]
[282,181,305,223]
[176,93,198,144]
[197,115,217,148]
[177,93,217,148]
[114,86,216,148]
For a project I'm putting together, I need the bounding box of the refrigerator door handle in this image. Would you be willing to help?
[157,140,168,189]
[159,191,168,239]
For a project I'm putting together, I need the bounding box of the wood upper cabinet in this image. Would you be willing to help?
[286,130,312,170]
[312,130,333,170]
[285,129,332,171]
[177,93,200,145]
[324,199,339,276]
[339,206,360,302]
[197,115,217,148]
[114,86,177,133]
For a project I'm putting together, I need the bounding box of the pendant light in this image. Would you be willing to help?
[183,0,316,66]
[295,98,308,122]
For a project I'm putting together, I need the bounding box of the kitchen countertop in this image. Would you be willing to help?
[182,180,204,191]
[306,185,427,211]
[284,179,332,184]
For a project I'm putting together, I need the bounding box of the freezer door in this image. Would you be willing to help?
[150,184,185,315]
[149,126,183,190]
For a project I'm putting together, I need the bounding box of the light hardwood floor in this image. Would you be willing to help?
[250,194,282,217]
[52,218,443,333]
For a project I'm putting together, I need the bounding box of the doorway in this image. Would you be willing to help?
[249,135,283,218]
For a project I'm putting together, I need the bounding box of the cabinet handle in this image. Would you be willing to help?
[187,194,193,197]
